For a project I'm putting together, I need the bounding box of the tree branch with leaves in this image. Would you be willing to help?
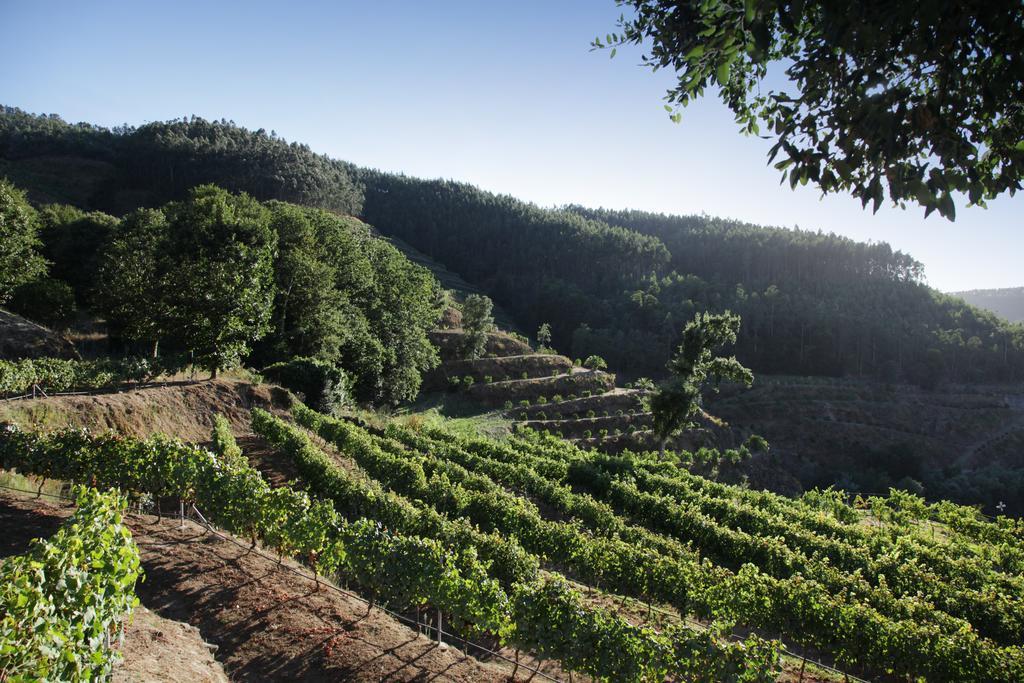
[596,0,1024,220]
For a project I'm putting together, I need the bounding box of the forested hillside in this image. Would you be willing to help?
[954,287,1024,324]
[566,207,1024,383]
[0,175,441,405]
[0,106,362,215]
[2,105,1023,388]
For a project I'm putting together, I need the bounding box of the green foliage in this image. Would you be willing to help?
[36,204,117,304]
[95,207,169,355]
[536,322,552,349]
[461,294,494,360]
[650,312,753,448]
[0,108,363,214]
[7,277,75,329]
[161,185,277,374]
[0,486,141,681]
[0,356,172,396]
[261,357,350,415]
[634,377,656,392]
[0,177,47,304]
[453,426,1024,681]
[582,354,607,371]
[597,1,1024,219]
[210,414,244,466]
[259,201,441,405]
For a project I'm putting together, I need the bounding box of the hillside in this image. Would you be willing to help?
[953,287,1024,323]
[3,106,1021,387]
[708,377,1024,515]
[4,380,1024,681]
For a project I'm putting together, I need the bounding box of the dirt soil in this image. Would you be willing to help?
[0,491,515,682]
[0,308,79,360]
[0,379,291,440]
[113,606,230,683]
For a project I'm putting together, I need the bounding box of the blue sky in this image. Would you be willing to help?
[1,0,1020,292]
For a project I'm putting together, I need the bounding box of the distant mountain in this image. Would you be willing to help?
[952,287,1024,323]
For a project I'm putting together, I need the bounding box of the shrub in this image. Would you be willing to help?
[449,376,462,392]
[210,414,244,466]
[261,357,351,415]
[536,411,547,420]
[519,399,531,407]
[551,369,560,377]
[463,375,475,388]
[587,410,596,418]
[599,429,609,438]
[573,358,582,367]
[582,390,592,398]
[552,394,563,402]
[537,396,548,405]
[568,394,578,400]
[521,371,529,380]
[634,377,656,392]
[583,355,607,371]
[484,375,493,384]
[582,429,592,438]
[503,400,513,410]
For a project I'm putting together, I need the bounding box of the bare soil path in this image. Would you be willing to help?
[0,490,514,682]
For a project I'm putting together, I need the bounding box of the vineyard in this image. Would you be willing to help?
[0,486,141,680]
[0,377,1023,681]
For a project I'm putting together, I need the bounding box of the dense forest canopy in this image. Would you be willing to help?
[569,206,1024,383]
[2,105,1023,387]
[0,171,440,404]
[0,105,363,215]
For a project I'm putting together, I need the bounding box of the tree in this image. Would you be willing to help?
[461,294,495,360]
[537,322,553,350]
[596,1,1024,219]
[8,278,76,329]
[262,201,349,363]
[95,208,170,357]
[647,311,753,455]
[0,178,47,304]
[161,185,277,377]
[36,204,117,305]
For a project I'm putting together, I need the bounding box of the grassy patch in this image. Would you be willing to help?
[394,391,513,440]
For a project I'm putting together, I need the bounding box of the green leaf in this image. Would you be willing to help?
[684,45,705,60]
[716,62,731,85]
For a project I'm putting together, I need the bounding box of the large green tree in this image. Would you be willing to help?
[161,185,277,376]
[597,1,1024,219]
[461,294,495,360]
[95,208,170,356]
[648,311,753,454]
[0,178,47,304]
[36,204,118,305]
[262,203,441,405]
